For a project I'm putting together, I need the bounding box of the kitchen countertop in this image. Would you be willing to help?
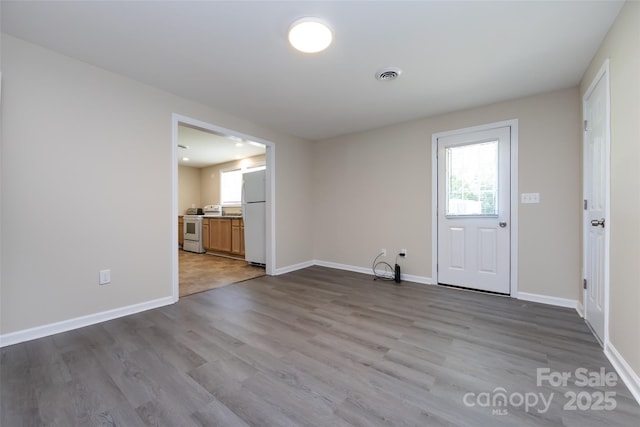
[179,215,243,219]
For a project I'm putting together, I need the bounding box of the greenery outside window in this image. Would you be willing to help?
[445,140,498,216]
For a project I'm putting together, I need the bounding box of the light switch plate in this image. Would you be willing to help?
[521,193,540,204]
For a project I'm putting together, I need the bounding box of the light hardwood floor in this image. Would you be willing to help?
[2,266,638,426]
[179,249,265,297]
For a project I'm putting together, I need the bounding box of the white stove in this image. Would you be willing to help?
[183,213,205,253]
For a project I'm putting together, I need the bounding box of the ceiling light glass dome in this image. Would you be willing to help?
[288,18,333,53]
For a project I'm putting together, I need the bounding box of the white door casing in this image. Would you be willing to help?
[436,125,511,294]
[171,114,276,302]
[583,60,610,346]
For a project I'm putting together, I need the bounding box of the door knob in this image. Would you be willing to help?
[591,218,605,228]
[499,222,507,228]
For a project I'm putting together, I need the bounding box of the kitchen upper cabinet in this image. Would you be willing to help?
[231,219,245,256]
[209,218,232,252]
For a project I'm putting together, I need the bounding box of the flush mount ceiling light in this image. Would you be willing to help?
[375,67,403,81]
[288,17,332,53]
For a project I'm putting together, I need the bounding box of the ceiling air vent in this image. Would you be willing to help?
[375,67,402,81]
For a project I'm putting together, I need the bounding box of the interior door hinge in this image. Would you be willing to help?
[584,200,588,210]
[584,120,588,131]
[583,279,587,289]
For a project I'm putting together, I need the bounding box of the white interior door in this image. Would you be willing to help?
[583,67,609,345]
[437,126,511,294]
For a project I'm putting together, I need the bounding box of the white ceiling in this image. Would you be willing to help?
[1,1,624,141]
[178,125,266,168]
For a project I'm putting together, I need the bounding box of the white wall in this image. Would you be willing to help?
[178,165,201,215]
[313,87,581,301]
[0,35,314,335]
[580,1,640,383]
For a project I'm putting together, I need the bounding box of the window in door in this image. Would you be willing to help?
[445,140,498,216]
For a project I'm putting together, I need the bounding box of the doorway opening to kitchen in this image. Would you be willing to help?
[171,114,276,300]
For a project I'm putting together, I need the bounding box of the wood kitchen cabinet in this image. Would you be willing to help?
[178,216,184,247]
[231,219,245,256]
[194,217,243,256]
[209,218,232,252]
[202,218,210,250]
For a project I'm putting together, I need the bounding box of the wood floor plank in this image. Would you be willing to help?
[0,345,43,426]
[2,265,639,426]
[191,398,252,427]
[241,372,348,427]
[136,325,208,372]
[60,347,131,413]
[188,361,299,427]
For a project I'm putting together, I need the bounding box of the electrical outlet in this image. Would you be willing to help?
[99,269,111,285]
[381,248,386,256]
[400,249,407,257]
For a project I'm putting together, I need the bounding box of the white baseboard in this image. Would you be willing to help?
[275,259,434,285]
[516,292,578,309]
[605,341,640,405]
[314,260,434,285]
[314,259,372,275]
[400,273,435,285]
[0,296,175,348]
[274,260,315,275]
[576,301,585,318]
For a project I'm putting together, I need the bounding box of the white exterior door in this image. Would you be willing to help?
[437,126,511,294]
[583,66,609,345]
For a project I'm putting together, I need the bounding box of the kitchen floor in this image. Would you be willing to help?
[178,249,265,297]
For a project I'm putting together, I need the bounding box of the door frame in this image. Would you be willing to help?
[431,119,519,296]
[171,113,276,302]
[582,59,611,346]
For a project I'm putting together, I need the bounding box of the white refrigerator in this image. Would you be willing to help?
[242,170,266,265]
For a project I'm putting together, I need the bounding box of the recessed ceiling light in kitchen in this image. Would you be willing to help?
[288,18,332,53]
